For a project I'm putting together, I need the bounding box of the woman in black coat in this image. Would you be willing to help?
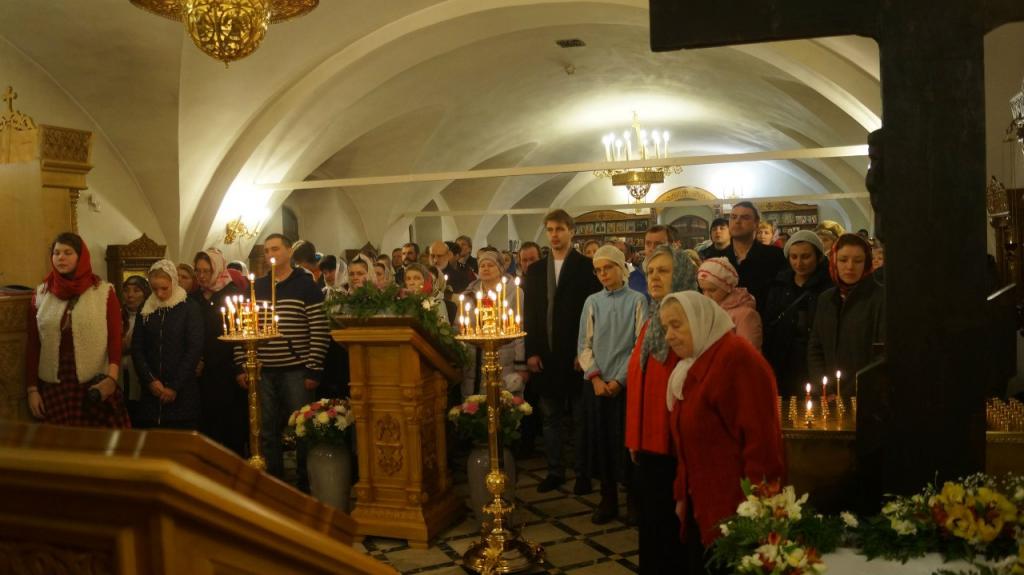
[807,233,884,385]
[194,249,247,454]
[762,231,833,397]
[132,260,204,429]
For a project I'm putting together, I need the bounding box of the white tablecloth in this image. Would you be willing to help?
[823,548,994,574]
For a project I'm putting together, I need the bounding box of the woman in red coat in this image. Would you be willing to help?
[624,244,697,573]
[660,291,785,573]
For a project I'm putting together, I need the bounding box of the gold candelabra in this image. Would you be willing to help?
[456,278,542,573]
[218,272,280,470]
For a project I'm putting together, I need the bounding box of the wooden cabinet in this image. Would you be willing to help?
[755,201,819,237]
[573,210,653,251]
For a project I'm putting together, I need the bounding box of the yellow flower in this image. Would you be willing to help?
[287,413,296,426]
[945,504,978,543]
[295,423,306,437]
[971,487,1016,543]
[316,412,330,425]
[300,404,311,414]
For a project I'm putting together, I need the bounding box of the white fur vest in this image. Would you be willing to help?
[35,282,113,383]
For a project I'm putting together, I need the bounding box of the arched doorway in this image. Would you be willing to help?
[668,214,709,249]
[654,186,719,249]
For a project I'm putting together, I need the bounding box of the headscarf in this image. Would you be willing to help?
[592,245,628,278]
[331,258,349,292]
[784,230,825,259]
[202,247,233,296]
[828,233,873,300]
[662,291,735,410]
[373,259,392,290]
[43,236,101,300]
[226,268,249,292]
[476,250,502,271]
[697,257,739,294]
[640,244,699,365]
[121,275,151,329]
[140,259,188,318]
[350,253,375,290]
[177,263,198,294]
[403,262,434,295]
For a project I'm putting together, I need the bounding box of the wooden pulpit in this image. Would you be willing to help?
[332,318,462,548]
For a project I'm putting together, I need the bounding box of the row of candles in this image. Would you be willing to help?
[780,370,856,429]
[220,267,279,337]
[456,276,523,336]
[987,398,1024,432]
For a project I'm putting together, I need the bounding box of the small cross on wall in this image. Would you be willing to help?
[2,86,16,113]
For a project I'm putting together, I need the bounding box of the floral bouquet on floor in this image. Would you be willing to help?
[854,473,1023,571]
[710,479,843,574]
[447,390,532,446]
[285,398,355,448]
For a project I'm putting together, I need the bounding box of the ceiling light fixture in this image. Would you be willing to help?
[131,0,318,66]
[595,111,682,203]
[1010,78,1024,160]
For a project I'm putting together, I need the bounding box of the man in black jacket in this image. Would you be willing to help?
[524,210,602,493]
[725,201,787,314]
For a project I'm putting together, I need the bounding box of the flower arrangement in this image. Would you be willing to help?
[285,398,355,448]
[324,283,468,367]
[855,473,1023,570]
[447,390,532,446]
[710,479,842,575]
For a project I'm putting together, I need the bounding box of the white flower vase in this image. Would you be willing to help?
[467,444,516,524]
[306,441,353,512]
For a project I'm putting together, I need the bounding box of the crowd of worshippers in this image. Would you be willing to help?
[25,203,885,574]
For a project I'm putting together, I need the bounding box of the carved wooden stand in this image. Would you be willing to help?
[332,319,462,548]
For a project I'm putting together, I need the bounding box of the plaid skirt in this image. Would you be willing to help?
[38,380,132,429]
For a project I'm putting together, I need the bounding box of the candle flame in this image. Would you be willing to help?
[805,383,811,393]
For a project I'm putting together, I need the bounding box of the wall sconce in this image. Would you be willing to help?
[224,216,260,245]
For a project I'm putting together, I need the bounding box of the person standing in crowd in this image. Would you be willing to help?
[501,250,515,275]
[373,259,394,290]
[132,260,204,430]
[455,235,478,274]
[625,244,697,572]
[815,220,845,256]
[348,255,373,291]
[524,209,603,493]
[429,240,471,295]
[395,242,419,286]
[808,233,884,384]
[857,228,871,241]
[318,255,339,287]
[226,261,250,291]
[871,238,884,272]
[775,231,790,249]
[660,291,785,574]
[26,232,130,428]
[177,263,199,296]
[291,240,325,288]
[578,245,647,524]
[725,201,787,314]
[193,248,246,454]
[697,258,762,350]
[237,233,330,488]
[756,221,775,246]
[461,250,527,397]
[762,231,833,397]
[629,224,677,296]
[120,275,150,421]
[517,241,541,278]
[403,262,450,324]
[390,248,403,273]
[582,239,601,258]
[699,217,731,260]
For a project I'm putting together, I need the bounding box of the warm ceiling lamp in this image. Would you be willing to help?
[131,0,318,66]
[595,111,682,203]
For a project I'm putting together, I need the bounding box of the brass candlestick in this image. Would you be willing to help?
[220,295,279,470]
[457,304,542,574]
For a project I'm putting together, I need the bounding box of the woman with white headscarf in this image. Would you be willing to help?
[660,291,784,573]
[132,259,204,429]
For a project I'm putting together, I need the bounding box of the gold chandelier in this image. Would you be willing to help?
[131,0,318,66]
[595,111,682,202]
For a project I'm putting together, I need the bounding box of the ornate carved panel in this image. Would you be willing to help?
[39,126,92,165]
[375,414,403,476]
[0,541,113,575]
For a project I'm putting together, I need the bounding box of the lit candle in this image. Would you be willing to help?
[495,282,503,333]
[515,314,521,331]
[821,376,828,401]
[458,294,465,326]
[263,301,269,335]
[220,307,227,335]
[514,277,521,322]
[804,382,811,404]
[270,257,277,314]
[835,370,843,399]
[806,399,814,422]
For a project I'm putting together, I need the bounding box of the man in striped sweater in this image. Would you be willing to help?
[236,233,330,487]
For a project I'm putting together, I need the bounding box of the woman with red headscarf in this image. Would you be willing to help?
[25,232,130,428]
[807,233,885,384]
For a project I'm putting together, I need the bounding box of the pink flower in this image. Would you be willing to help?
[304,411,315,419]
[512,396,525,405]
[327,409,337,417]
[464,402,479,415]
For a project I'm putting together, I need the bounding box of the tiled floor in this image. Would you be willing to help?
[352,454,639,574]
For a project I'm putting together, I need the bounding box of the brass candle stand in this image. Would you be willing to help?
[218,291,280,471]
[456,289,542,574]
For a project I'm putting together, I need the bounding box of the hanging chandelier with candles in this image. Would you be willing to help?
[594,111,682,202]
[131,0,318,66]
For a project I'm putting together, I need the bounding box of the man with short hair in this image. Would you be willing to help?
[524,209,602,493]
[391,248,403,272]
[699,217,731,260]
[396,242,419,286]
[455,235,478,274]
[236,233,329,490]
[725,201,787,313]
[629,225,676,296]
[518,241,541,276]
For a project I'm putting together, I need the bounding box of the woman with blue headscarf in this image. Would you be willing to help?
[624,244,697,572]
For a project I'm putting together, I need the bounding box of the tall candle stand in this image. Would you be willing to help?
[456,295,542,574]
[219,293,279,471]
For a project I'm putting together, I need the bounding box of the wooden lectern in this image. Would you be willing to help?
[333,318,462,548]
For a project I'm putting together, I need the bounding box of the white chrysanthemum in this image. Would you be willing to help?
[335,417,347,430]
[840,511,859,529]
[720,523,731,536]
[737,496,763,518]
[739,554,763,570]
[754,543,780,563]
[422,299,432,310]
[890,518,917,536]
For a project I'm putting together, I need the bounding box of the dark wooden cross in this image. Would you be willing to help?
[649,0,1024,494]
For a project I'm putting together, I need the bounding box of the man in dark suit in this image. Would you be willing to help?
[725,201,787,314]
[524,209,603,493]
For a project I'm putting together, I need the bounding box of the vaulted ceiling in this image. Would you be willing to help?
[0,0,882,257]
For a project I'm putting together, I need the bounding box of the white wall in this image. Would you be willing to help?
[0,37,165,279]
